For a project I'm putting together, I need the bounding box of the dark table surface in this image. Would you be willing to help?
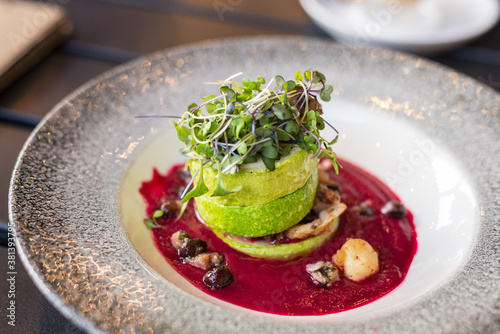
[1,0,499,333]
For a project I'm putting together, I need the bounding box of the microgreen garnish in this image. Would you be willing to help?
[156,70,340,200]
[143,209,164,230]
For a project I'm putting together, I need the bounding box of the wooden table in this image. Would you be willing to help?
[1,0,499,332]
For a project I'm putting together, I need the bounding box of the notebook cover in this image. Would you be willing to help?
[0,0,72,92]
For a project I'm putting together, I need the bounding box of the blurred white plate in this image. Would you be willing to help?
[299,0,500,54]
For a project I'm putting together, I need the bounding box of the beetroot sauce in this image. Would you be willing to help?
[139,159,417,316]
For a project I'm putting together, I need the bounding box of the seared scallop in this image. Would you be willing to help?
[332,238,379,282]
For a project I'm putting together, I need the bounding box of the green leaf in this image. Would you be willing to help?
[295,70,303,81]
[235,119,245,139]
[257,76,265,84]
[226,102,235,114]
[285,121,300,135]
[277,131,291,141]
[236,88,252,102]
[243,155,258,164]
[313,71,326,84]
[307,110,317,130]
[230,118,245,138]
[237,142,247,155]
[328,134,339,145]
[289,106,300,116]
[212,184,242,197]
[256,128,273,139]
[242,113,252,123]
[330,153,342,174]
[298,141,307,151]
[182,179,208,202]
[307,109,316,122]
[273,104,292,120]
[304,70,311,81]
[236,94,248,102]
[242,78,251,88]
[196,128,205,139]
[196,143,207,155]
[275,75,285,90]
[143,219,156,230]
[152,210,164,219]
[296,133,306,151]
[208,121,219,132]
[282,145,291,156]
[227,127,235,139]
[304,135,315,144]
[173,122,190,143]
[261,100,273,111]
[308,142,318,154]
[230,117,244,129]
[211,178,230,197]
[202,94,217,102]
[182,162,209,202]
[332,162,339,174]
[317,117,325,130]
[262,156,276,171]
[203,121,212,134]
[248,81,259,90]
[262,138,273,146]
[320,85,334,102]
[187,103,197,111]
[206,103,216,113]
[262,145,278,159]
[205,147,215,158]
[284,80,296,92]
[220,86,235,99]
[258,116,270,126]
[211,160,243,197]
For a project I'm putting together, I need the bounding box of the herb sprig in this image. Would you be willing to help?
[166,70,339,201]
[143,210,164,230]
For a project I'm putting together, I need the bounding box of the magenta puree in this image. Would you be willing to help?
[140,159,417,315]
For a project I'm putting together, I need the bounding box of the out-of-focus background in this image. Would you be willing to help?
[0,0,499,332]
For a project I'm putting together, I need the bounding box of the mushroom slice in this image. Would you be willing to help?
[185,252,225,270]
[285,201,347,240]
[306,261,340,287]
[171,230,190,250]
[312,183,341,213]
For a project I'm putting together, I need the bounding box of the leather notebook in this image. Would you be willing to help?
[0,0,72,92]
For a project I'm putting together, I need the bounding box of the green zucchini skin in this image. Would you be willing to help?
[195,170,318,237]
[214,217,339,260]
[191,148,318,207]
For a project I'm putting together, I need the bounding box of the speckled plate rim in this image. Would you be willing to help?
[9,36,500,334]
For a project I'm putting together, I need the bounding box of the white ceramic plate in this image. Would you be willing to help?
[9,37,500,333]
[299,0,500,54]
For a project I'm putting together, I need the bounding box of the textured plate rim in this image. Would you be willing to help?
[8,36,500,333]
